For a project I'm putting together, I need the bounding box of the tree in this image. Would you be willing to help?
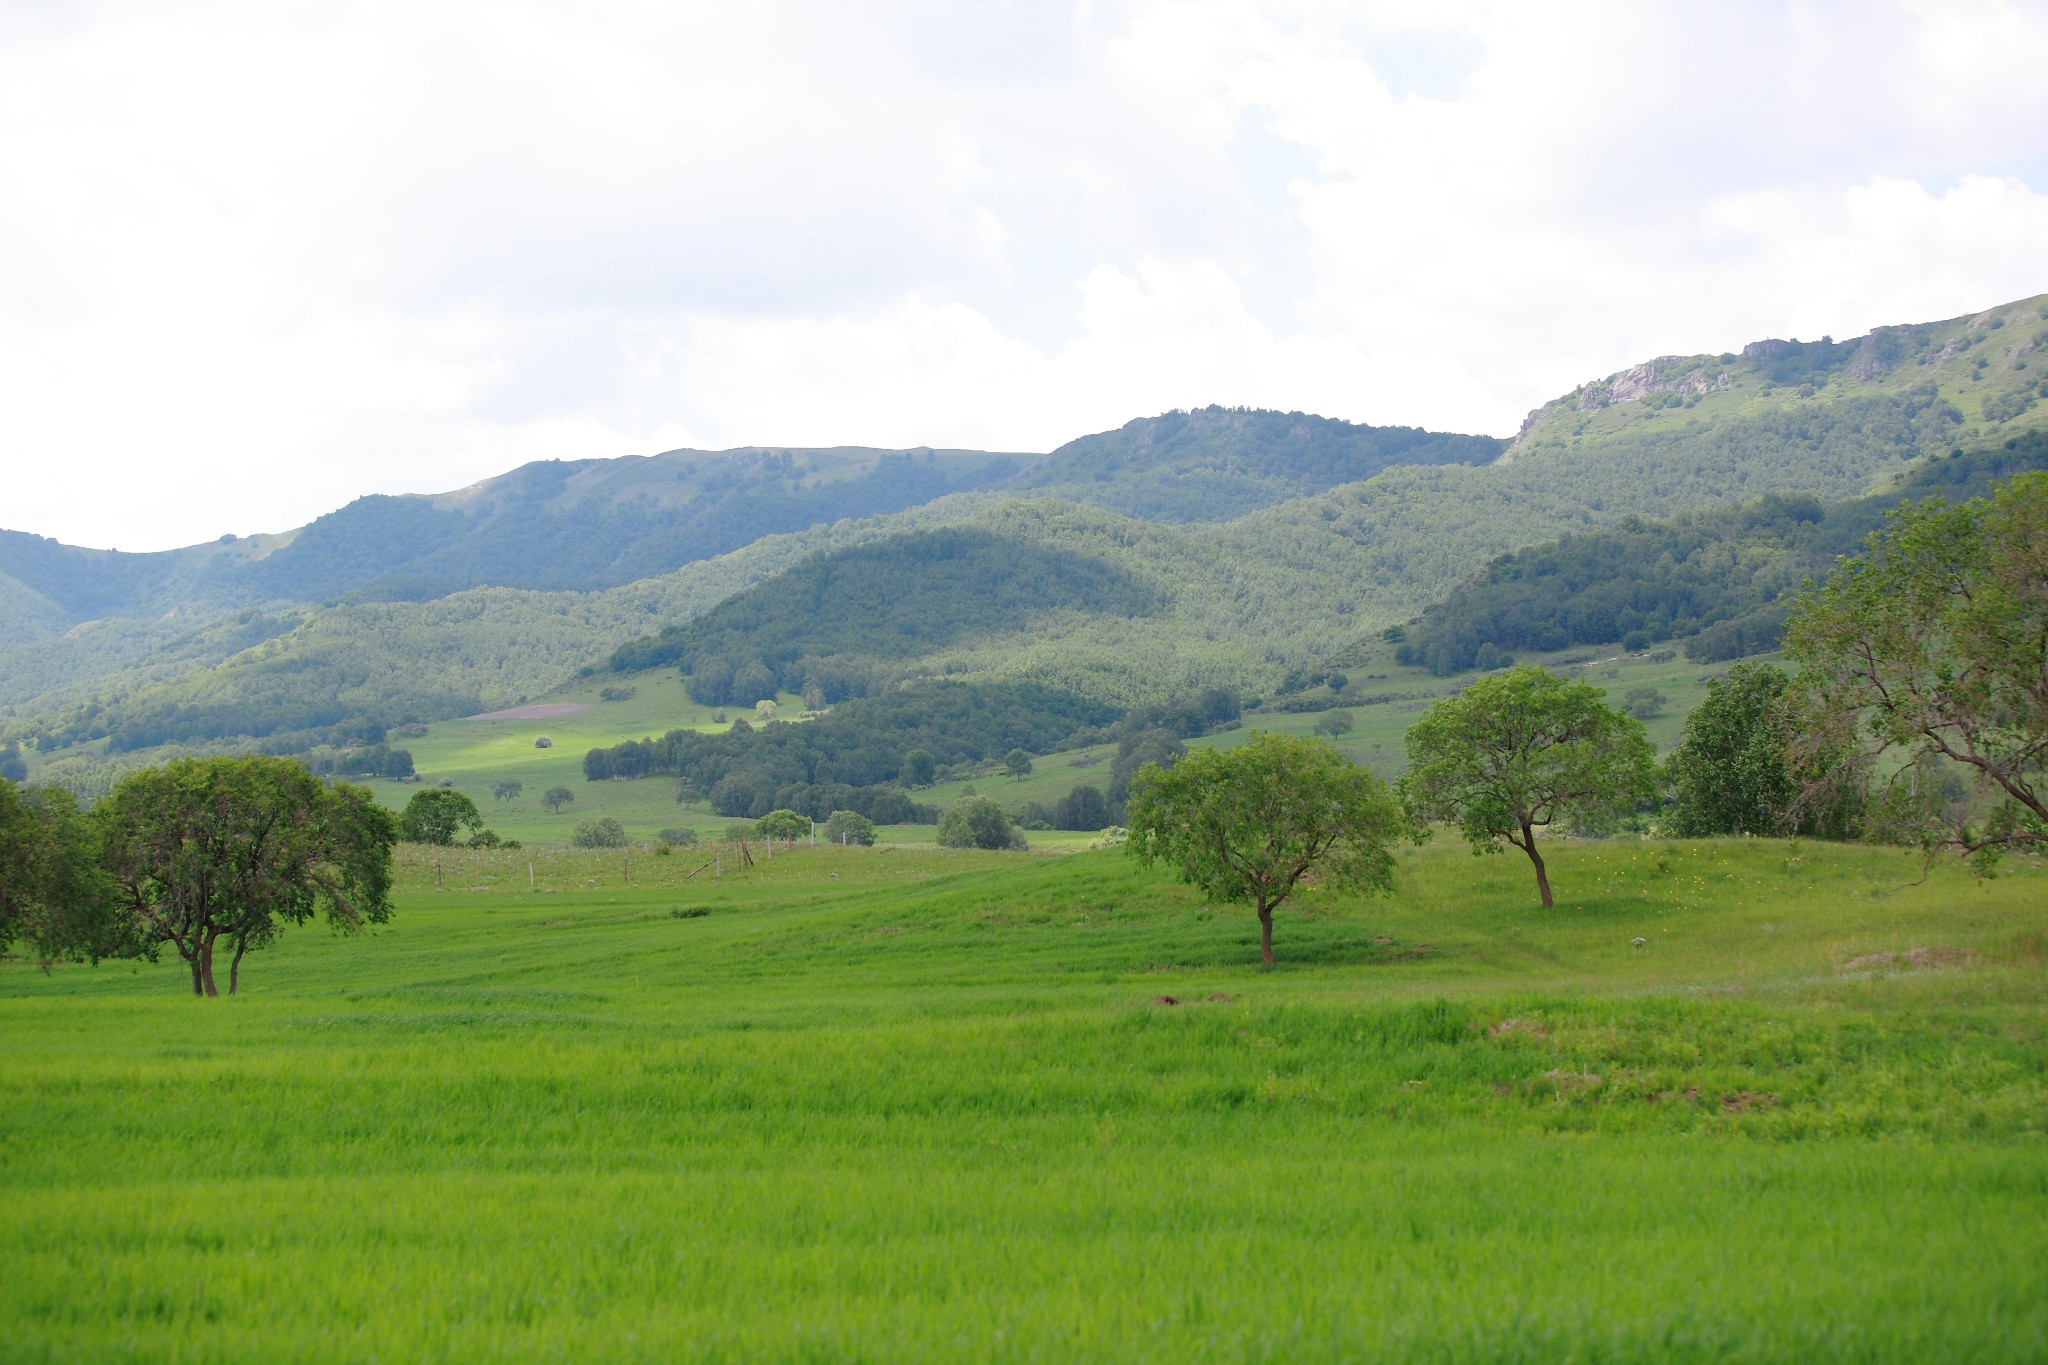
[1,743,29,782]
[1053,784,1111,831]
[399,789,484,846]
[1004,748,1034,781]
[571,817,629,848]
[1785,471,2048,867]
[1126,730,1406,966]
[0,779,120,965]
[755,699,778,722]
[1110,728,1186,807]
[541,785,575,813]
[824,810,877,845]
[1622,688,1666,720]
[493,779,524,803]
[754,808,809,841]
[94,756,396,996]
[1313,710,1355,738]
[901,748,936,787]
[937,796,1026,850]
[1667,662,1861,839]
[1399,666,1656,907]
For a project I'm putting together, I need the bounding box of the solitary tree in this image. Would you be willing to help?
[937,796,1025,850]
[541,785,575,813]
[94,756,396,996]
[1313,710,1355,738]
[398,789,485,845]
[824,810,877,846]
[1126,730,1407,966]
[1785,471,2048,867]
[754,808,809,841]
[492,779,524,803]
[1400,666,1656,907]
[1004,748,1034,781]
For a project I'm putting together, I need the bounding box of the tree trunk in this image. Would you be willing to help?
[1522,824,1553,908]
[1257,903,1275,966]
[198,932,220,996]
[188,950,207,997]
[229,934,251,995]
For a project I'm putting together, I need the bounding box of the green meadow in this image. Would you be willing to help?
[5,835,2045,1362]
[382,648,1737,848]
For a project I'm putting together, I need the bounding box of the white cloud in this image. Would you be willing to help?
[0,0,2042,548]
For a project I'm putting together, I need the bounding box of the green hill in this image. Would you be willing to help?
[1011,406,1505,521]
[1394,432,2048,674]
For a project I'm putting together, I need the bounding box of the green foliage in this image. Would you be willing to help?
[93,756,395,994]
[0,779,118,963]
[822,810,876,846]
[901,748,936,787]
[492,779,524,802]
[1003,748,1033,780]
[754,809,810,841]
[614,527,1161,704]
[541,786,574,813]
[936,796,1026,850]
[1786,470,2048,868]
[1052,784,1112,832]
[570,817,629,849]
[1666,663,1861,839]
[398,789,485,846]
[656,827,699,847]
[1400,667,1657,907]
[1622,688,1666,720]
[1109,728,1186,807]
[583,681,1115,822]
[1312,709,1355,737]
[1012,405,1504,522]
[1126,730,1405,964]
[1395,435,2048,673]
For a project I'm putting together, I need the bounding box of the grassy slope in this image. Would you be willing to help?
[3,837,2044,1362]
[371,644,1731,848]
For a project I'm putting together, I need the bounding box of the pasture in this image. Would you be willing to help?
[4,834,2045,1361]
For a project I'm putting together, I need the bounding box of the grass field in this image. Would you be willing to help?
[5,834,2045,1362]
[379,647,1739,849]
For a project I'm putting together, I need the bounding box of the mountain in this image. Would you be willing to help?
[1393,432,2048,674]
[0,445,1025,631]
[10,292,2048,793]
[1011,407,1505,521]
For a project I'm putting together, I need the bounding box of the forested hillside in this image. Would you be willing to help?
[1394,433,2048,674]
[13,293,2048,797]
[1012,406,1504,521]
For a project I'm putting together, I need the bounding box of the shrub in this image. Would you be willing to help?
[823,810,877,846]
[657,827,700,847]
[570,817,628,849]
[937,796,1026,851]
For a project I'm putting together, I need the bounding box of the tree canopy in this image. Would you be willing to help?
[1666,662,1861,839]
[0,779,119,965]
[398,789,485,845]
[1126,730,1405,965]
[1785,470,2048,868]
[95,756,396,995]
[937,796,1026,851]
[1400,667,1655,907]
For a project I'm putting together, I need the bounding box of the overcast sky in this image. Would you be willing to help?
[4,0,2045,551]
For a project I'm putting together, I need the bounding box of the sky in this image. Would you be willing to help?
[3,0,2045,551]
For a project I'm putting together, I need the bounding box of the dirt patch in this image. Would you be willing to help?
[465,702,592,721]
[1720,1090,1777,1114]
[1206,992,1236,1004]
[1489,1017,1549,1041]
[1838,945,1976,973]
[1152,995,1182,1007]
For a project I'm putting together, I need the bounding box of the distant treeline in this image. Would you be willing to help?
[583,681,1124,820]
[1394,435,2048,675]
[607,528,1160,705]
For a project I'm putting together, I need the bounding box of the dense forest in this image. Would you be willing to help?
[609,527,1161,704]
[1395,433,2048,674]
[581,680,1123,820]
